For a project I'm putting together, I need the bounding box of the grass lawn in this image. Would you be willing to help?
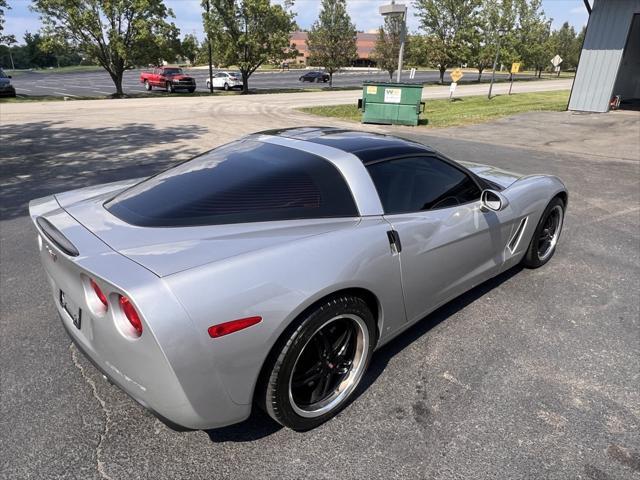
[299,90,570,128]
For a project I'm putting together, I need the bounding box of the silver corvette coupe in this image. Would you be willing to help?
[30,128,567,431]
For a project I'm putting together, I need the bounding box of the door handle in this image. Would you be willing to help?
[386,230,402,254]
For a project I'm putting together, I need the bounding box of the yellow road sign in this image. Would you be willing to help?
[450,68,464,83]
[511,62,521,74]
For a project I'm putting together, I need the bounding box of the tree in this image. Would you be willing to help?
[32,0,181,96]
[203,0,297,94]
[413,0,480,83]
[371,15,403,80]
[405,34,430,67]
[181,34,200,65]
[515,0,553,77]
[0,0,16,50]
[306,0,356,87]
[469,0,518,81]
[549,21,578,69]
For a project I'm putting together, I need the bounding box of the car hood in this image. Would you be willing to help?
[56,182,358,277]
[167,74,193,80]
[458,161,524,189]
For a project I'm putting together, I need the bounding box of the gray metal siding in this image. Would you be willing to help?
[568,0,640,112]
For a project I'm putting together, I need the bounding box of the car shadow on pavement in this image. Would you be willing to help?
[354,265,524,400]
[205,408,283,442]
[204,265,523,442]
[0,121,207,221]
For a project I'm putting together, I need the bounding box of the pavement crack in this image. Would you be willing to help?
[69,344,114,480]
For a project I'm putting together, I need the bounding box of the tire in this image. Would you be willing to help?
[144,80,151,91]
[521,197,565,268]
[260,295,375,431]
[223,83,230,91]
[166,82,174,93]
[188,87,195,93]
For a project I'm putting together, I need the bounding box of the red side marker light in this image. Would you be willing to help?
[90,278,108,309]
[119,295,143,337]
[208,316,262,338]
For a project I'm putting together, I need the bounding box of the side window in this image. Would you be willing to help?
[367,156,482,214]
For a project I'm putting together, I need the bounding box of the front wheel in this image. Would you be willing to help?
[260,295,375,431]
[166,82,174,93]
[521,197,565,268]
[223,83,230,91]
[188,87,195,93]
[144,80,151,91]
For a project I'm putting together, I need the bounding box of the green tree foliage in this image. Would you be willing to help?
[306,0,356,87]
[0,0,16,46]
[371,15,403,80]
[549,21,579,70]
[32,0,181,96]
[181,34,200,65]
[405,34,429,67]
[203,0,297,93]
[413,0,480,83]
[515,0,553,77]
[469,0,518,81]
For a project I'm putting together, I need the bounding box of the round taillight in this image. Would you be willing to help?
[90,279,108,309]
[119,295,143,337]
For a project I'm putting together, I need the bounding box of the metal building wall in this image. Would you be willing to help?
[568,0,640,112]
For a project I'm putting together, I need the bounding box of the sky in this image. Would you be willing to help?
[3,0,590,44]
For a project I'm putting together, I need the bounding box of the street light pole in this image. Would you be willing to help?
[488,29,505,99]
[205,0,214,94]
[380,1,407,83]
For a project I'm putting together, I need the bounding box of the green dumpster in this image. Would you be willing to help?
[359,81,425,126]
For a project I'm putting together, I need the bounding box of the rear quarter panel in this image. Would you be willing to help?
[163,216,406,406]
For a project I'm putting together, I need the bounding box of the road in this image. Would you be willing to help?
[0,91,638,479]
[9,67,538,97]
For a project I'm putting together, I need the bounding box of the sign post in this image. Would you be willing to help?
[551,54,563,78]
[509,62,520,95]
[449,68,463,100]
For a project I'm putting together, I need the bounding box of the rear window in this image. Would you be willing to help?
[105,140,358,227]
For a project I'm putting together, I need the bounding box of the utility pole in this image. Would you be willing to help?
[205,0,214,93]
[488,29,506,99]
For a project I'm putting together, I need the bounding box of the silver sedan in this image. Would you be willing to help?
[30,128,567,431]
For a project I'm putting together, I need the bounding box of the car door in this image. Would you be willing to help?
[366,155,509,324]
[212,73,224,88]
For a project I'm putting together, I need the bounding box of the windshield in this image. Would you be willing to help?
[163,68,183,75]
[105,140,358,227]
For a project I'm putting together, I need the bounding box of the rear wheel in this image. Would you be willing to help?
[144,80,151,91]
[223,83,230,91]
[188,87,195,93]
[522,197,565,268]
[260,295,375,431]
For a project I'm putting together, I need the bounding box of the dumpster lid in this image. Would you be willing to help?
[362,81,424,87]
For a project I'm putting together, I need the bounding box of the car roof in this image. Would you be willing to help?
[257,127,434,164]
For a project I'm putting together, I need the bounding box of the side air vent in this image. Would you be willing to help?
[507,217,528,254]
[36,216,79,257]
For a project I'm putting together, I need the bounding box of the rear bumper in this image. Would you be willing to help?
[31,196,252,430]
[60,313,192,431]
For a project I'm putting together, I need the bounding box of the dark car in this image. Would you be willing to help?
[0,68,16,97]
[299,71,330,83]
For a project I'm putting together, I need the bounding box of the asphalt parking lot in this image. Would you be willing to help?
[9,67,530,97]
[0,94,638,479]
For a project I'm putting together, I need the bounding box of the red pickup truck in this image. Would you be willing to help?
[140,66,196,93]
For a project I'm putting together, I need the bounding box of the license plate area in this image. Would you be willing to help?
[60,290,82,329]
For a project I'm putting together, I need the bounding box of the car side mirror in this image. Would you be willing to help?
[8,75,11,78]
[481,189,509,212]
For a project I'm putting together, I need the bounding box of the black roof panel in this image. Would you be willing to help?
[257,127,434,164]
